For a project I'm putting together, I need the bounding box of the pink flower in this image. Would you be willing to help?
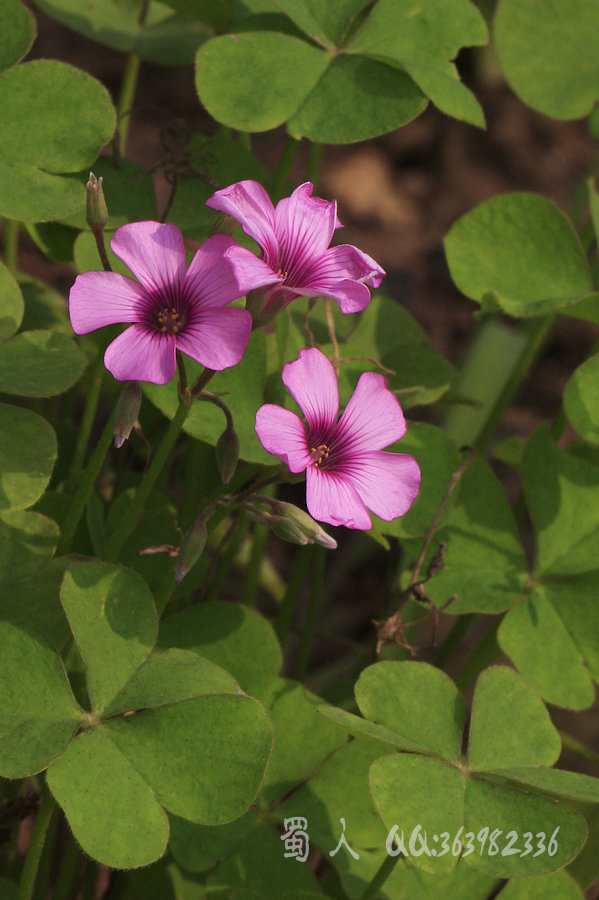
[255,348,421,530]
[69,221,280,384]
[206,180,385,321]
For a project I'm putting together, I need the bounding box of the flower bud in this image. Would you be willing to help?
[175,517,207,583]
[216,422,239,485]
[265,513,310,546]
[113,381,141,449]
[86,172,108,233]
[272,501,337,550]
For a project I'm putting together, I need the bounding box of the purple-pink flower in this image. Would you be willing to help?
[255,348,421,530]
[206,180,385,321]
[69,221,279,384]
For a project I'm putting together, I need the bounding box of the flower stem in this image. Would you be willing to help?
[271,136,300,202]
[275,545,314,647]
[117,53,141,158]
[453,620,501,691]
[18,792,57,900]
[559,731,599,771]
[241,521,269,607]
[359,852,400,899]
[3,219,19,273]
[67,357,105,492]
[105,397,193,562]
[52,831,82,900]
[56,412,114,556]
[473,315,555,453]
[293,545,326,681]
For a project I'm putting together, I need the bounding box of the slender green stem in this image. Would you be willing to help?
[237,131,252,151]
[454,620,500,691]
[271,137,301,201]
[294,546,326,681]
[307,141,323,192]
[241,522,269,607]
[52,832,81,900]
[474,316,555,453]
[68,358,105,492]
[105,398,192,561]
[275,545,314,647]
[117,53,142,158]
[56,413,114,556]
[204,514,249,604]
[359,852,400,899]
[19,793,57,900]
[434,613,475,669]
[560,731,599,770]
[31,804,59,900]
[80,862,98,900]
[3,219,19,273]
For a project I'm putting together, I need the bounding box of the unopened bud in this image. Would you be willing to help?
[216,422,239,485]
[265,513,310,546]
[86,172,108,233]
[175,517,207,583]
[114,382,141,449]
[272,501,337,550]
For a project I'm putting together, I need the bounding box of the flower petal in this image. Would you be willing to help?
[175,306,252,371]
[104,324,177,384]
[110,221,187,298]
[206,180,279,264]
[337,372,406,453]
[184,234,282,309]
[69,271,147,334]
[282,348,339,433]
[275,182,337,265]
[340,451,421,522]
[298,244,386,313]
[255,405,311,473]
[306,466,371,529]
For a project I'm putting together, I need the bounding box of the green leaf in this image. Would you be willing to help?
[157,601,282,702]
[425,457,527,615]
[496,872,584,900]
[196,32,330,132]
[463,778,587,877]
[258,678,347,807]
[272,0,371,47]
[25,221,79,263]
[143,331,273,464]
[444,194,590,317]
[0,159,85,223]
[355,661,466,762]
[347,0,488,127]
[205,819,321,898]
[383,344,456,409]
[104,648,241,716]
[0,0,36,72]
[0,622,82,778]
[0,404,56,510]
[370,754,466,874]
[489,768,599,804]
[288,54,427,143]
[0,509,59,583]
[0,60,115,173]
[494,0,599,120]
[0,557,71,650]
[105,692,272,823]
[34,0,211,65]
[498,587,595,710]
[564,352,599,445]
[60,562,157,715]
[523,426,599,574]
[19,275,73,334]
[47,727,170,868]
[0,330,87,397]
[169,810,258,873]
[0,259,24,342]
[467,667,561,771]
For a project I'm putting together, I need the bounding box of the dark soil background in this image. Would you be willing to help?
[11,6,599,884]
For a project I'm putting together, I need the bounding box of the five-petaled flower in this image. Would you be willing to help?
[206,180,385,322]
[69,221,279,384]
[255,348,421,530]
